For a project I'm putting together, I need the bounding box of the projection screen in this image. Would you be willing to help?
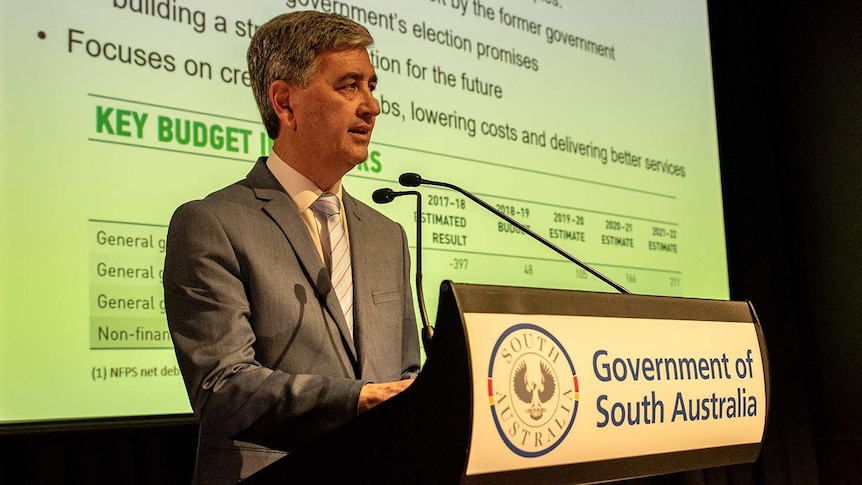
[0,0,727,426]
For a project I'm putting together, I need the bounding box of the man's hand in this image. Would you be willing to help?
[358,379,414,414]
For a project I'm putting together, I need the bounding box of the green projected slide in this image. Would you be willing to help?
[0,0,727,425]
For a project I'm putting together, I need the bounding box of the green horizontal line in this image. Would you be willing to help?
[87,95,674,202]
[473,191,679,226]
[345,172,390,183]
[346,174,678,226]
[89,219,168,228]
[89,347,174,351]
[372,140,676,199]
[88,93,260,125]
[410,245,682,274]
[88,138,254,163]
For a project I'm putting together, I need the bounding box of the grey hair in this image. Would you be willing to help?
[248,11,374,139]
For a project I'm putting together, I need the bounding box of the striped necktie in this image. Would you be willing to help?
[312,193,354,337]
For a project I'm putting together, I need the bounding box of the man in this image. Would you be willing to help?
[163,11,420,484]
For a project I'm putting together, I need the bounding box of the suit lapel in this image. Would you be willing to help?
[343,192,378,375]
[247,158,358,366]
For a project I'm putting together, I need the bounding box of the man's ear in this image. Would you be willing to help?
[269,80,296,130]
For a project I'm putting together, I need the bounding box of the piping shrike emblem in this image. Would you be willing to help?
[488,323,579,457]
[513,357,557,420]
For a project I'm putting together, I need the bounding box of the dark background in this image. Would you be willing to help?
[2,1,860,483]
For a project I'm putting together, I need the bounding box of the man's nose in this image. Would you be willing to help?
[360,89,380,118]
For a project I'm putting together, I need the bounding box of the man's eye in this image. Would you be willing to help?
[369,84,377,92]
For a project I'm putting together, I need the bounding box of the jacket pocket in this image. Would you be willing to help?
[372,290,400,304]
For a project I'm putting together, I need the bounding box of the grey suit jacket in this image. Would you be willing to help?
[163,158,421,484]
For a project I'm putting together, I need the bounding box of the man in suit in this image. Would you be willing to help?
[163,11,420,484]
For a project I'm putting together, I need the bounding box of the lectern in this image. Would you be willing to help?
[245,282,769,484]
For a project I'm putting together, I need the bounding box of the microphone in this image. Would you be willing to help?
[371,187,401,204]
[398,173,423,187]
[398,173,631,294]
[371,188,434,353]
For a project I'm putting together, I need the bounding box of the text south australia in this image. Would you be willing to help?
[592,349,761,427]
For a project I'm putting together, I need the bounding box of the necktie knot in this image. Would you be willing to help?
[312,193,340,217]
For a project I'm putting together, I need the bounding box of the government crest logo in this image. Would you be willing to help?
[487,323,579,457]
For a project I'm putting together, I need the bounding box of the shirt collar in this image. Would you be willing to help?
[266,150,343,213]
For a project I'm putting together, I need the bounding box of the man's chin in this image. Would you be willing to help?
[348,148,371,166]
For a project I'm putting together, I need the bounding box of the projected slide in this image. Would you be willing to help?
[0,0,727,424]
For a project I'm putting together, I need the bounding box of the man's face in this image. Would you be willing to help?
[288,48,380,179]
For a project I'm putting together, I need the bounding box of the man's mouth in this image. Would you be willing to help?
[348,125,372,137]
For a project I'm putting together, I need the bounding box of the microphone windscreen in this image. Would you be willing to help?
[372,188,395,204]
[399,173,422,187]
